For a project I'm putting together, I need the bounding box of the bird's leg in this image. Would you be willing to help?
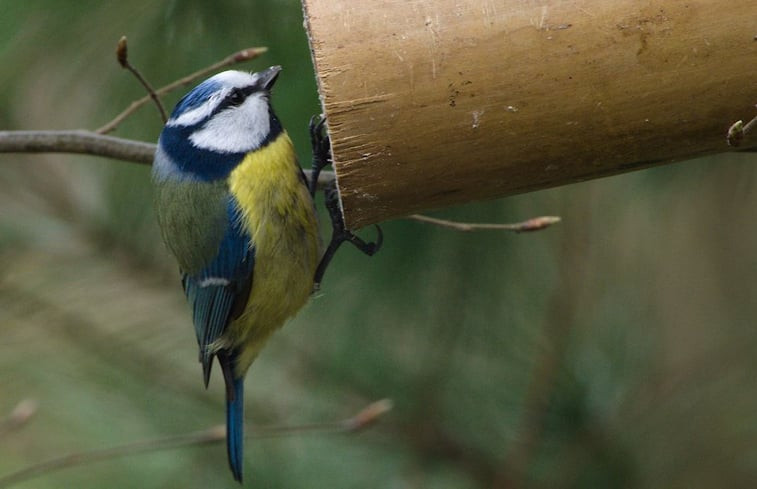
[308,115,330,198]
[309,115,383,289]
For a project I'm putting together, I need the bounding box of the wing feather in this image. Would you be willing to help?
[181,197,254,386]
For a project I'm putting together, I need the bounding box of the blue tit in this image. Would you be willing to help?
[152,66,320,482]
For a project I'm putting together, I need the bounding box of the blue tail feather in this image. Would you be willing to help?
[226,376,245,482]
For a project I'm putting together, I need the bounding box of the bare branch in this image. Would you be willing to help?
[0,130,335,189]
[407,214,561,233]
[96,46,268,134]
[0,399,391,488]
[0,130,155,164]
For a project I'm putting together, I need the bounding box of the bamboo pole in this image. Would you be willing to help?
[302,0,757,229]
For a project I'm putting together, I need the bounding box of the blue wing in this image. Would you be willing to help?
[181,196,254,386]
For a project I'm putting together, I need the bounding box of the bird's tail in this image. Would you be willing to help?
[219,353,244,483]
[226,377,245,482]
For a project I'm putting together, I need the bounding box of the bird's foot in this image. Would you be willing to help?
[308,114,330,198]
[309,115,383,288]
[313,181,383,289]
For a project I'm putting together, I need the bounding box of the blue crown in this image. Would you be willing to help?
[170,79,223,121]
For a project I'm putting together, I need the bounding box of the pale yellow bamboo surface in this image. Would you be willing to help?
[303,1,757,228]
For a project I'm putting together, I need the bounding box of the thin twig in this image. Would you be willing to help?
[407,214,561,232]
[0,426,225,488]
[255,398,393,437]
[0,400,38,438]
[0,399,391,489]
[116,36,166,123]
[96,46,268,134]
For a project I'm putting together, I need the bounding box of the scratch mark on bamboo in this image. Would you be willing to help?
[326,93,392,112]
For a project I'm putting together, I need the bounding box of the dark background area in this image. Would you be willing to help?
[1,1,757,488]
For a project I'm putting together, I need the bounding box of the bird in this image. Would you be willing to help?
[152,66,320,482]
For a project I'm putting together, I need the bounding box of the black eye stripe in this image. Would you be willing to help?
[227,89,245,106]
[224,85,257,108]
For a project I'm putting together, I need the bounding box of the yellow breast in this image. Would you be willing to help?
[225,131,320,374]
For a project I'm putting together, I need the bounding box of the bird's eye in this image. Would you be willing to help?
[227,89,246,107]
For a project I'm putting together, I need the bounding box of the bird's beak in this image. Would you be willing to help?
[258,65,281,91]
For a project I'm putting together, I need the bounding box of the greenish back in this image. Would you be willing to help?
[154,179,229,274]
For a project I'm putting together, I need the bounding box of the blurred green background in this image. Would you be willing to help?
[2,1,757,488]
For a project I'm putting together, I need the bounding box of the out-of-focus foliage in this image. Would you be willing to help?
[2,1,757,488]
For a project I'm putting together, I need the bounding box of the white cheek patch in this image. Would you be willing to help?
[189,94,270,153]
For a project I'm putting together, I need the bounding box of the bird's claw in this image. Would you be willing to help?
[310,115,383,288]
[346,224,383,256]
[313,180,383,288]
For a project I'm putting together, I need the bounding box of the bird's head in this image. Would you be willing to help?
[154,66,283,181]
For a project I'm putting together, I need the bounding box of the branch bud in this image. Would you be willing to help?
[232,46,268,63]
[116,36,128,68]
